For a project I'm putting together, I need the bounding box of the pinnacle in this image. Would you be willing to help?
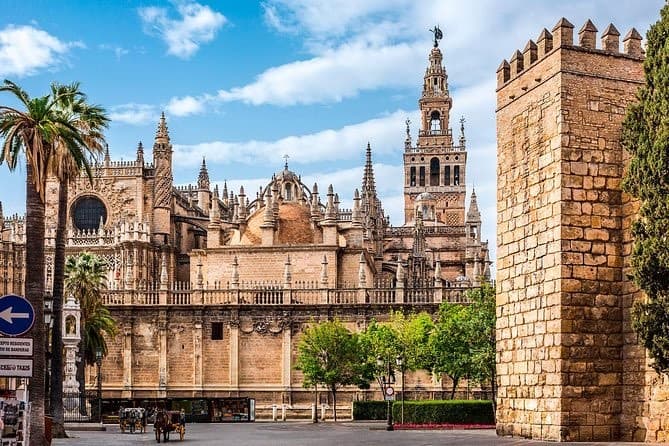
[624,28,642,41]
[553,17,575,31]
[538,28,552,41]
[579,19,598,33]
[155,111,170,141]
[602,23,620,37]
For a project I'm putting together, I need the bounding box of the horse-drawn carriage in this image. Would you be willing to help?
[119,407,147,433]
[154,409,186,443]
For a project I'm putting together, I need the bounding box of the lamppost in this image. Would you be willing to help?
[376,355,397,431]
[396,356,404,425]
[95,347,102,423]
[44,293,53,415]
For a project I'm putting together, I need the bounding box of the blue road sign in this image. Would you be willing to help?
[0,295,35,337]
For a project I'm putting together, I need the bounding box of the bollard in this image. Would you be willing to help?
[272,404,277,422]
[311,403,317,423]
[281,404,286,421]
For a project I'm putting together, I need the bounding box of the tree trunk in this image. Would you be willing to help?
[450,377,458,400]
[25,165,46,445]
[76,337,86,415]
[313,385,318,423]
[50,181,68,438]
[331,387,337,422]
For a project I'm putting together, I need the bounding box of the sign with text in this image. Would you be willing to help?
[0,358,33,377]
[0,338,32,356]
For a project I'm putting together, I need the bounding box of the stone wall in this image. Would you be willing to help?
[495,18,663,442]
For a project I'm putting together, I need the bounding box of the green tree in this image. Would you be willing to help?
[64,252,118,396]
[0,79,98,444]
[48,83,108,438]
[427,303,472,399]
[464,284,496,410]
[295,320,370,421]
[621,4,669,375]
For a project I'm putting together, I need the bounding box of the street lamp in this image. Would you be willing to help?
[44,294,53,415]
[95,347,103,423]
[396,355,404,425]
[376,355,396,431]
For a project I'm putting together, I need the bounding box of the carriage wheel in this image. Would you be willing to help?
[179,425,185,441]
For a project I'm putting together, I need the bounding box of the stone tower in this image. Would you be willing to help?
[496,18,646,441]
[152,112,173,245]
[404,37,466,226]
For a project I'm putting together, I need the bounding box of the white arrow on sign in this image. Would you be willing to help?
[0,307,30,324]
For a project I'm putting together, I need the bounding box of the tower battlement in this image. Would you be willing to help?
[497,18,644,91]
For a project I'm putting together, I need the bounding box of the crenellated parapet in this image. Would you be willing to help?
[497,18,644,91]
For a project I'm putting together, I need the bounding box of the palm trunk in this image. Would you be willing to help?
[50,181,68,438]
[25,165,46,445]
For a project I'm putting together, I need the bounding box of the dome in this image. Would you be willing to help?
[239,202,315,245]
[275,166,299,182]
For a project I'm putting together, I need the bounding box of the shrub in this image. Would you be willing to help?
[352,401,390,420]
[392,400,494,424]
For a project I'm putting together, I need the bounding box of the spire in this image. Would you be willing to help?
[222,181,228,199]
[412,210,426,258]
[459,117,466,147]
[404,118,412,150]
[198,157,210,190]
[155,111,170,143]
[136,141,144,163]
[362,142,376,195]
[466,189,481,223]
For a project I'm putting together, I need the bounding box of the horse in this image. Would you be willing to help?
[154,410,169,443]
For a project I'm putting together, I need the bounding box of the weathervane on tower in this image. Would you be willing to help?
[430,25,443,48]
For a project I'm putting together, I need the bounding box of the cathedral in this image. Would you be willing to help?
[0,38,489,413]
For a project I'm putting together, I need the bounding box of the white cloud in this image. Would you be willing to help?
[174,109,419,166]
[139,1,227,59]
[166,95,208,116]
[109,103,158,125]
[218,41,424,106]
[0,25,83,78]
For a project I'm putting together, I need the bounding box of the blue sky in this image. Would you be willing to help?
[0,0,664,263]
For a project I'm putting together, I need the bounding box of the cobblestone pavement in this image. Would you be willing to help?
[52,422,658,446]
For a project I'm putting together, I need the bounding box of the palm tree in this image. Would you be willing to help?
[0,79,95,445]
[46,83,108,437]
[64,252,118,398]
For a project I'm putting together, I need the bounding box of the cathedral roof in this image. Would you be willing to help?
[239,202,314,246]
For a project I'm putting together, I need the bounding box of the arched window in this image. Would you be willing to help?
[444,165,451,185]
[419,166,426,187]
[409,167,416,186]
[430,111,441,133]
[72,196,107,231]
[430,158,440,186]
[454,166,460,185]
[285,183,292,200]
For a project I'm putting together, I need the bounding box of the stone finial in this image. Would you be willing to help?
[537,28,553,57]
[434,259,442,280]
[210,196,220,223]
[578,19,598,49]
[601,23,620,53]
[160,252,168,289]
[497,59,510,86]
[523,40,538,68]
[324,184,336,220]
[552,17,574,48]
[136,141,144,163]
[197,157,210,190]
[320,255,328,285]
[231,256,239,287]
[358,252,367,287]
[155,111,170,143]
[623,28,643,58]
[509,50,523,77]
[352,189,362,223]
[283,255,292,285]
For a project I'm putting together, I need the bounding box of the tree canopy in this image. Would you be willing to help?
[622,4,669,375]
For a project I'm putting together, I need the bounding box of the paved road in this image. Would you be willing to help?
[52,422,656,446]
